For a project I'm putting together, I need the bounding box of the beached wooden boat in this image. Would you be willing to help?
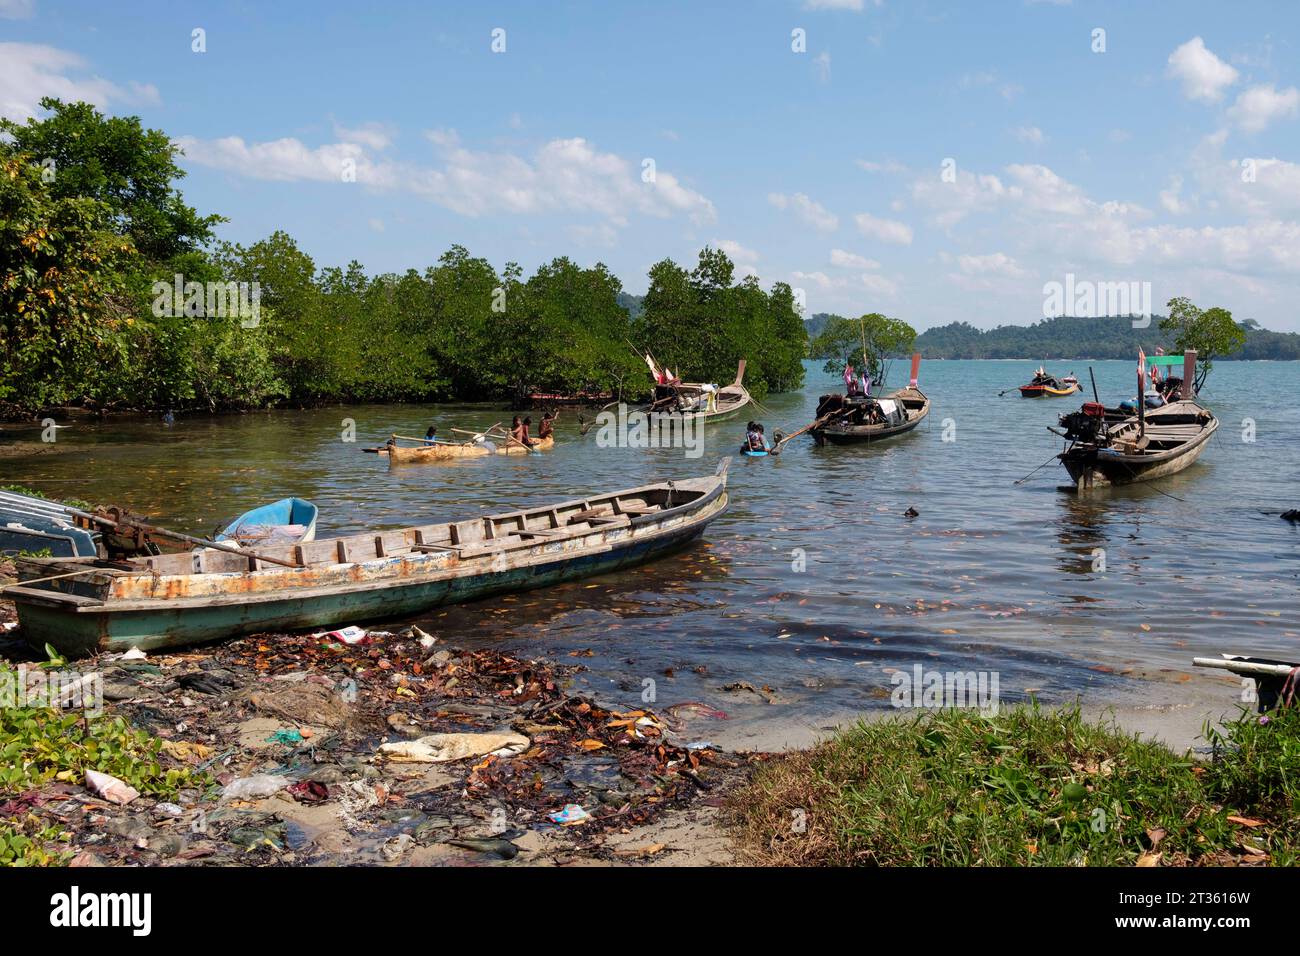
[6,460,732,656]
[640,360,751,423]
[216,498,318,547]
[383,434,554,464]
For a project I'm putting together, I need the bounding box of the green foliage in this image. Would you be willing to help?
[811,313,916,384]
[0,151,135,407]
[0,661,209,866]
[0,817,74,866]
[731,704,1300,866]
[633,246,806,400]
[0,98,222,261]
[0,694,205,798]
[1160,297,1247,391]
[2,103,806,415]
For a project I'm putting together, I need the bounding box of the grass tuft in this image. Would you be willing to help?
[730,703,1300,866]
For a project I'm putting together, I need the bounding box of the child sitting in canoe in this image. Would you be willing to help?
[511,416,537,449]
[538,411,557,440]
[424,426,438,445]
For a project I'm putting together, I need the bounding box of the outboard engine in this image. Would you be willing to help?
[1058,402,1106,443]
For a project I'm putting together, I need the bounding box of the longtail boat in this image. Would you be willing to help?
[1054,350,1216,490]
[635,356,752,424]
[812,353,930,446]
[1019,369,1079,398]
[6,460,732,656]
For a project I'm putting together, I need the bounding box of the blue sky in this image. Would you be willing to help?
[3,0,1299,330]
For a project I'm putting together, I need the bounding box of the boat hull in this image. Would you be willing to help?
[1020,384,1078,398]
[1061,408,1217,489]
[12,470,729,656]
[13,518,714,656]
[386,435,553,464]
[819,389,931,445]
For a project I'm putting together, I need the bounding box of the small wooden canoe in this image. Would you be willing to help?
[216,498,318,547]
[816,386,930,445]
[385,434,554,464]
[8,459,732,656]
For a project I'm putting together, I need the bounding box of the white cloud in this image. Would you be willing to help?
[178,129,717,226]
[911,168,1007,228]
[768,191,839,231]
[175,135,386,185]
[854,211,913,245]
[1167,37,1239,103]
[1014,125,1045,145]
[1228,83,1300,133]
[0,0,35,20]
[0,42,159,121]
[332,121,393,151]
[1159,175,1192,215]
[713,239,759,264]
[367,218,385,233]
[859,273,899,296]
[830,248,881,269]
[956,252,1024,277]
[791,268,898,299]
[1206,155,1300,220]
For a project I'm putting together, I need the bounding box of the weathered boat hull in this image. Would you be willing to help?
[386,435,553,464]
[12,521,713,656]
[1061,406,1218,489]
[11,465,730,656]
[819,388,930,445]
[637,359,751,424]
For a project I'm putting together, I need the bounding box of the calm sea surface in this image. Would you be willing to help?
[5,359,1298,738]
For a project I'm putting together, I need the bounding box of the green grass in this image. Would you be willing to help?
[730,704,1300,866]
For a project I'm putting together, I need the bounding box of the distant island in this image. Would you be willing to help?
[804,314,1300,361]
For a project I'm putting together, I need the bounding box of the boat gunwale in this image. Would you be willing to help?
[12,478,729,614]
[820,387,931,440]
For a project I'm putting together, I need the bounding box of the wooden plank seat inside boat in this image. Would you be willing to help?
[128,487,698,576]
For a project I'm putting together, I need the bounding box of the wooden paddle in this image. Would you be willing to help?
[771,410,840,454]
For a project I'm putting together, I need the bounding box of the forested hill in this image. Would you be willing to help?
[802,315,1300,360]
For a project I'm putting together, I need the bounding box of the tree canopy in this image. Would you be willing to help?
[810,313,917,385]
[0,102,807,416]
